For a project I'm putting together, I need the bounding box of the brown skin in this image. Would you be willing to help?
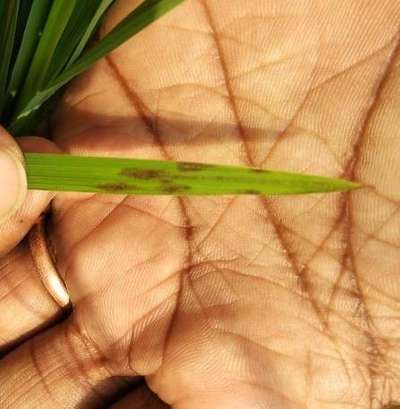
[1,0,400,408]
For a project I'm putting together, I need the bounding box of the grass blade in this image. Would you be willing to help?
[25,153,361,196]
[9,1,32,68]
[0,0,20,115]
[10,0,185,133]
[50,0,185,84]
[47,0,110,80]
[66,0,115,68]
[15,0,77,113]
[6,0,52,113]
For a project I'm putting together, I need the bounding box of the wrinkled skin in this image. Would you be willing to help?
[1,1,400,408]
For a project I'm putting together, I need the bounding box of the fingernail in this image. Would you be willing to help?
[0,150,27,222]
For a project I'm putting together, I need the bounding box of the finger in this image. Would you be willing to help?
[0,127,27,233]
[0,241,62,353]
[0,136,64,352]
[0,320,139,409]
[110,383,168,409]
[0,134,57,257]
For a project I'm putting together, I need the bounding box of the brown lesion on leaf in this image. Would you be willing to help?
[160,182,191,194]
[98,182,130,192]
[176,162,213,172]
[238,189,261,195]
[120,168,165,179]
[158,177,173,184]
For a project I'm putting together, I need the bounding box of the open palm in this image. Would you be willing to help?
[1,1,400,408]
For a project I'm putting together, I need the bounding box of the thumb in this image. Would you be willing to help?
[0,129,59,257]
[0,127,27,222]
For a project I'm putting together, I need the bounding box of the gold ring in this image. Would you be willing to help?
[28,217,70,308]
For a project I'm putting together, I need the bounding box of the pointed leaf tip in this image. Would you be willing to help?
[24,153,367,196]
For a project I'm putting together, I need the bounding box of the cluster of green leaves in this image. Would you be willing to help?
[0,0,360,196]
[0,0,184,135]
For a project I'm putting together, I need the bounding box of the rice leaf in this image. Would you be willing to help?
[47,0,111,80]
[6,0,52,109]
[0,0,20,116]
[15,0,77,113]
[10,0,185,133]
[9,1,32,68]
[66,0,115,68]
[25,153,361,196]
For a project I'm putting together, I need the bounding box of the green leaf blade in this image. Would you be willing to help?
[15,0,78,113]
[25,153,361,196]
[7,0,52,104]
[10,0,185,133]
[0,0,20,116]
[47,0,111,80]
[51,0,185,85]
[66,0,116,68]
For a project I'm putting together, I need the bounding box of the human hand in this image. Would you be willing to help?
[0,128,26,224]
[0,127,60,349]
[1,1,400,408]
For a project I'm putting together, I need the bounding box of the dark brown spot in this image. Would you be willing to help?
[160,182,191,194]
[98,182,129,192]
[162,186,184,194]
[177,162,212,172]
[252,168,267,173]
[121,168,165,179]
[243,189,261,195]
[159,177,173,184]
